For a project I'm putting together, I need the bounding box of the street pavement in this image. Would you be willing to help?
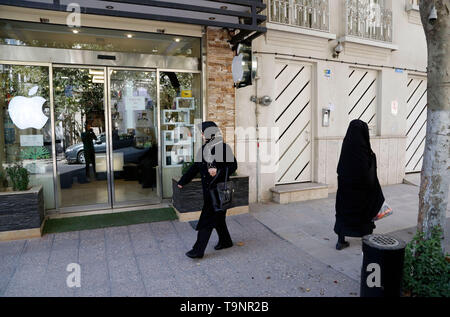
[252,182,450,282]
[0,178,448,297]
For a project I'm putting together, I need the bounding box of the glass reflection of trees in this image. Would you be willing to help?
[160,72,200,120]
[53,68,104,152]
[0,65,50,166]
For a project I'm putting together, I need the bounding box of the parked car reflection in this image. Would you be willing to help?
[64,133,150,165]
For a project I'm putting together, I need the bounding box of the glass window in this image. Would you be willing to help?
[160,71,201,198]
[0,64,55,210]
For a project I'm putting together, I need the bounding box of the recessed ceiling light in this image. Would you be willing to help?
[106,5,114,9]
[72,29,79,34]
[220,6,228,10]
[152,49,158,53]
[126,34,133,38]
[175,38,180,42]
[209,17,216,20]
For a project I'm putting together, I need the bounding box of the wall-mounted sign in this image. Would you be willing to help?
[395,68,404,73]
[20,134,44,147]
[324,69,332,79]
[232,43,256,88]
[125,96,146,111]
[8,86,49,130]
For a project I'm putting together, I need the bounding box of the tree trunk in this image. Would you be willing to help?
[417,0,450,240]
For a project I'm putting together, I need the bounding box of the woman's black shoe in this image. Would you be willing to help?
[214,242,233,250]
[185,250,203,259]
[336,241,350,250]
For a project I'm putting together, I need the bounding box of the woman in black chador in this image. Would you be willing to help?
[177,121,238,259]
[334,120,384,250]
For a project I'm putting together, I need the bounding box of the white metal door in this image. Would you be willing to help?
[406,76,427,173]
[274,62,312,184]
[348,68,378,135]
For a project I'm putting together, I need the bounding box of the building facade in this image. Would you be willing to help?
[235,0,428,203]
[0,1,265,218]
[0,0,429,219]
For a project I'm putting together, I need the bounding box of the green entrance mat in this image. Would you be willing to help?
[43,208,177,234]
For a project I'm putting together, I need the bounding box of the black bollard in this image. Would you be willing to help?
[360,234,406,297]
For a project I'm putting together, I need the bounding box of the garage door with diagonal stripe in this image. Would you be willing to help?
[406,76,428,173]
[274,62,312,184]
[348,68,378,135]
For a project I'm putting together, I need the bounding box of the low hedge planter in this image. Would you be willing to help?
[0,185,45,241]
[172,176,249,222]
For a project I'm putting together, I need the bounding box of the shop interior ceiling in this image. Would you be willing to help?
[0,0,267,46]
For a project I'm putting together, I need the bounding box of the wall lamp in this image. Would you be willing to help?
[332,41,344,58]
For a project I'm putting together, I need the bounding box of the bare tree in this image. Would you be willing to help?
[417,0,450,240]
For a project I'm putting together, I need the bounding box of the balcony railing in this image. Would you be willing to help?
[267,0,330,32]
[345,0,393,43]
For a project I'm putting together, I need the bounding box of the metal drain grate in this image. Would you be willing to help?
[368,235,400,247]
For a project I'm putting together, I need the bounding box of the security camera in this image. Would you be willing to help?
[333,42,344,58]
[429,5,437,24]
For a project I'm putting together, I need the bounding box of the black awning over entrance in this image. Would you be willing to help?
[0,0,267,45]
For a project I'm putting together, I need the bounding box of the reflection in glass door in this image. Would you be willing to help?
[108,69,160,206]
[53,66,109,209]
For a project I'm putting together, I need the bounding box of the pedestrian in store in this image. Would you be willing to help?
[334,119,384,250]
[177,121,237,259]
[81,123,97,181]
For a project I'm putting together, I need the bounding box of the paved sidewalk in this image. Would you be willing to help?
[1,179,447,297]
[252,183,450,282]
[0,214,359,297]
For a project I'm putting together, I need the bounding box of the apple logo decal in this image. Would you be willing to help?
[8,85,49,130]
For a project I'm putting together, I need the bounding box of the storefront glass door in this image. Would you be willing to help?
[54,66,161,211]
[1,62,200,213]
[53,66,110,210]
[108,68,160,206]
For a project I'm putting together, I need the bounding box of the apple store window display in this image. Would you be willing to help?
[0,64,55,209]
[159,71,201,197]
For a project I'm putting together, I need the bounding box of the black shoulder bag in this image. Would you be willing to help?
[209,167,234,213]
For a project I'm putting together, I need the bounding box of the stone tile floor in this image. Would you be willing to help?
[0,214,359,297]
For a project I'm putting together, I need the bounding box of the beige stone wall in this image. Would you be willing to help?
[315,136,407,193]
[205,27,236,145]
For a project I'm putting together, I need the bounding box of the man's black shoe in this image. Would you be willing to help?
[214,242,233,250]
[185,250,203,259]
